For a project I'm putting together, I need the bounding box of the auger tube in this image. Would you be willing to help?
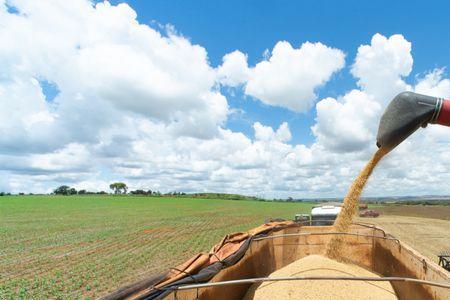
[376,91,450,151]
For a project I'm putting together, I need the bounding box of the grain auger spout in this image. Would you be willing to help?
[376,91,450,151]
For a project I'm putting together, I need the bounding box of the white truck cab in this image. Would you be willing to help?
[310,203,342,225]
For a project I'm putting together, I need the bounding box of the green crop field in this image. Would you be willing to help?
[0,195,313,299]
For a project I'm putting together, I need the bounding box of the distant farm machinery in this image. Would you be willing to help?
[293,202,380,226]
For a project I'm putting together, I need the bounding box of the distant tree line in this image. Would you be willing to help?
[164,191,186,196]
[130,189,154,195]
[188,193,262,201]
[51,182,165,196]
[53,185,108,195]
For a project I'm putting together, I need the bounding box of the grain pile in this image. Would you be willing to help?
[326,147,387,259]
[243,255,397,300]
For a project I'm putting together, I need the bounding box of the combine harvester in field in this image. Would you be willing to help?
[104,92,450,300]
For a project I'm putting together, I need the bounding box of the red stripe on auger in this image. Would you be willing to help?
[437,99,450,126]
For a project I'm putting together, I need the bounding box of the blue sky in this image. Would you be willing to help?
[1,0,450,197]
[107,0,450,145]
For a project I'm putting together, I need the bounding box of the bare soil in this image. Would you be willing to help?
[375,205,450,220]
[358,215,450,264]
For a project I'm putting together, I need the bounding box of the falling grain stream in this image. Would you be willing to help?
[326,147,387,259]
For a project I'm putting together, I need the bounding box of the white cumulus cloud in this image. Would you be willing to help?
[414,69,450,97]
[216,50,250,87]
[219,41,345,112]
[254,122,292,142]
[351,33,413,103]
[312,90,381,152]
[0,0,228,153]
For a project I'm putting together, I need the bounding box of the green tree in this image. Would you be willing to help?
[54,186,77,195]
[54,185,70,195]
[109,182,127,194]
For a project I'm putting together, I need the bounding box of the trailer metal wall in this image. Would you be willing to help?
[164,224,450,300]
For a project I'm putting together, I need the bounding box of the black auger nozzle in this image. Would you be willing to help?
[376,92,441,152]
